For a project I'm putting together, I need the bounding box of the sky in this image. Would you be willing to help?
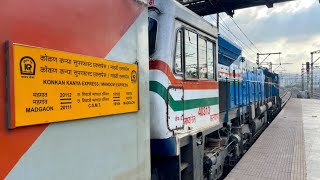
[205,0,320,73]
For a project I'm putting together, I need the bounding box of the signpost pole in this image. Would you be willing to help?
[311,53,314,98]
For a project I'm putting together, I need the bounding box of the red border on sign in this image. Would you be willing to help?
[5,41,16,129]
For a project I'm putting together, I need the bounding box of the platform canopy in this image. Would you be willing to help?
[177,0,296,16]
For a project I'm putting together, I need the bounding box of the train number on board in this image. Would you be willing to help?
[198,106,210,116]
[60,105,72,110]
[60,93,72,98]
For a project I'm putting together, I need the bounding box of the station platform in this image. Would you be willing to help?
[225,98,320,180]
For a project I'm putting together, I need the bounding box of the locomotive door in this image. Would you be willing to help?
[167,86,184,130]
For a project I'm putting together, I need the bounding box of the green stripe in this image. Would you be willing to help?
[149,81,219,111]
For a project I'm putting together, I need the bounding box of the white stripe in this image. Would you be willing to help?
[150,70,170,88]
[150,70,219,101]
[184,89,218,99]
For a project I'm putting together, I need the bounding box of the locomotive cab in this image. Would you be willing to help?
[149,0,226,179]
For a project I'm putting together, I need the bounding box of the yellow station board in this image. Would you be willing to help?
[7,43,138,128]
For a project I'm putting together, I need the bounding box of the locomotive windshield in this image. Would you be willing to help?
[148,17,157,56]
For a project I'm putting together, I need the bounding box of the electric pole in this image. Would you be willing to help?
[310,50,320,98]
[301,64,305,91]
[306,62,310,98]
[256,52,281,66]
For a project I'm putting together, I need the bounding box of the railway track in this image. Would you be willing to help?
[281,91,291,108]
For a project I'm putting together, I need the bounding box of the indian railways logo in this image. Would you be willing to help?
[20,56,36,76]
[131,70,137,83]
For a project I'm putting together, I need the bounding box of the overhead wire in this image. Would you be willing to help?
[228,17,261,53]
[213,1,262,54]
[216,14,257,60]
[215,14,256,54]
[205,14,256,60]
[216,14,248,49]
[207,15,237,45]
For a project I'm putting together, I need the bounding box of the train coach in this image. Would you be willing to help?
[149,0,281,179]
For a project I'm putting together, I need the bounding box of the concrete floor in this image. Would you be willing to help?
[302,99,320,180]
[225,98,320,180]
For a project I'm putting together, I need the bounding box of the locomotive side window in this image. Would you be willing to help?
[175,31,183,73]
[207,41,215,79]
[148,17,157,56]
[199,37,208,78]
[174,27,216,80]
[185,30,198,79]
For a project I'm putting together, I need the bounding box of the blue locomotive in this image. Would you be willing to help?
[218,35,281,116]
[215,34,282,176]
[218,34,282,144]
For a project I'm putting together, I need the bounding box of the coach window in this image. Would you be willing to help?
[148,17,157,56]
[185,30,198,79]
[175,31,182,74]
[199,37,208,78]
[207,41,215,79]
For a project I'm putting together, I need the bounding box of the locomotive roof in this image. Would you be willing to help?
[149,0,218,38]
[218,35,242,66]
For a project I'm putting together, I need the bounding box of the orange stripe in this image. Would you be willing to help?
[150,60,218,89]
